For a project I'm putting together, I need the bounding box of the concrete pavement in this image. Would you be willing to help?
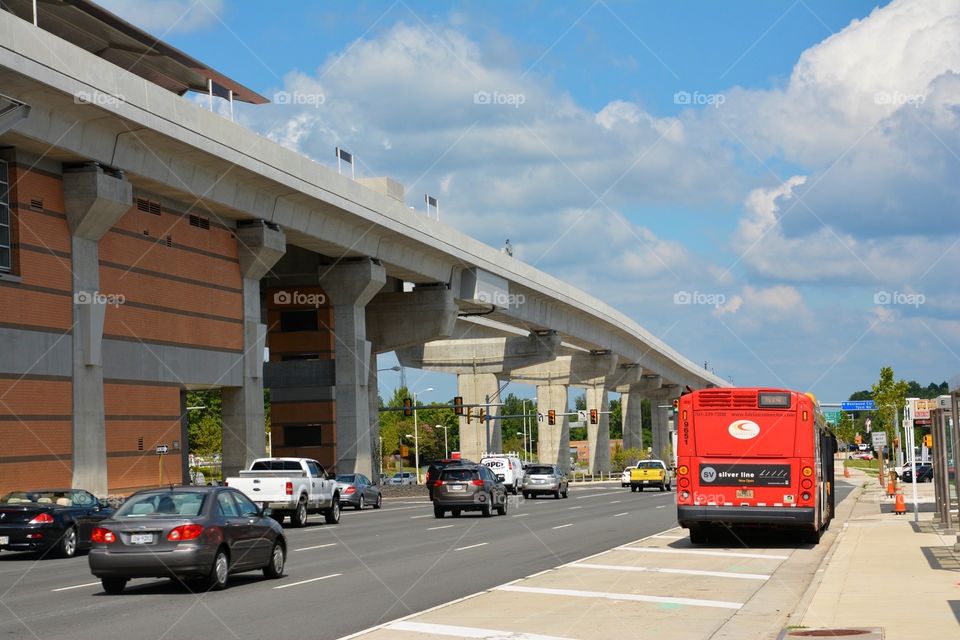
[789,468,960,638]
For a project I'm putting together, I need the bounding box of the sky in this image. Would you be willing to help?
[100,0,960,406]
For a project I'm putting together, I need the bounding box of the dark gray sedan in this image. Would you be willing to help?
[88,487,286,594]
[335,474,382,510]
[432,464,507,518]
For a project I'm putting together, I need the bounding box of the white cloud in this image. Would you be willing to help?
[98,0,225,35]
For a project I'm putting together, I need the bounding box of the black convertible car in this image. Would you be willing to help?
[0,489,113,558]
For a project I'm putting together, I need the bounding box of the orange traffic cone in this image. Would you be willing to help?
[894,493,906,515]
[886,481,896,497]
[843,466,851,478]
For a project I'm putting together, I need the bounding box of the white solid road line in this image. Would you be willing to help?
[552,523,573,529]
[428,524,455,530]
[385,621,576,640]
[496,585,743,610]
[294,543,337,552]
[455,542,489,551]
[650,534,684,539]
[273,573,341,590]
[617,546,789,560]
[613,512,629,517]
[567,562,771,581]
[51,581,100,592]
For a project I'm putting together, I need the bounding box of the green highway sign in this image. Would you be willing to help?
[823,410,841,425]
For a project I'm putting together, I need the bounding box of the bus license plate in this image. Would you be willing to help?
[130,534,154,544]
[736,489,754,499]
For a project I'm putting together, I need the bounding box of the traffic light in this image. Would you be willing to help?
[548,410,556,426]
[589,409,598,424]
[465,407,473,424]
[924,434,933,448]
[403,397,413,417]
[400,445,409,457]
[478,408,486,423]
[672,398,679,414]
[453,396,464,416]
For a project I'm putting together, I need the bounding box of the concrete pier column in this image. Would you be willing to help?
[457,373,502,461]
[63,165,132,497]
[621,390,643,451]
[585,385,610,474]
[222,222,285,479]
[648,385,679,461]
[319,259,386,478]
[537,383,570,472]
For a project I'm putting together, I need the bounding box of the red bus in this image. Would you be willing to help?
[675,387,836,544]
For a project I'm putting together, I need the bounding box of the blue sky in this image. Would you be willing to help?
[102,0,960,405]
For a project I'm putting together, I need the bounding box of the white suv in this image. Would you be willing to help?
[480,456,524,494]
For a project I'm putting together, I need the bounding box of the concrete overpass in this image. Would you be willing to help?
[0,3,727,493]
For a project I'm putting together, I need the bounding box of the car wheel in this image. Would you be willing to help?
[58,526,78,558]
[452,509,461,518]
[324,499,340,525]
[562,487,569,499]
[496,493,507,516]
[433,505,445,519]
[554,490,561,500]
[207,549,229,591]
[373,493,382,509]
[356,495,365,511]
[291,498,308,528]
[522,492,531,499]
[101,577,127,594]
[481,495,492,517]
[263,541,285,579]
[659,484,666,492]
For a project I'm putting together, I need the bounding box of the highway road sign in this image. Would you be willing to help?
[156,444,169,454]
[871,432,887,447]
[823,410,841,424]
[577,410,587,423]
[841,400,875,411]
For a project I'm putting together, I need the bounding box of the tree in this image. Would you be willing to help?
[609,398,622,439]
[870,367,908,461]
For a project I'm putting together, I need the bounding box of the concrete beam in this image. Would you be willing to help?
[63,165,131,241]
[396,332,561,375]
[236,222,286,281]
[511,352,618,386]
[366,287,458,353]
[605,364,644,392]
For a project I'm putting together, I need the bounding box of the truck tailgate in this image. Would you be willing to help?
[227,477,293,502]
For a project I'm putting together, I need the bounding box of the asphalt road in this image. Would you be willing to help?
[0,484,680,640]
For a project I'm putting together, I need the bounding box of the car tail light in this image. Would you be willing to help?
[28,513,54,524]
[433,480,443,487]
[167,524,204,541]
[223,481,229,487]
[471,479,484,486]
[343,486,356,494]
[91,527,116,544]
[285,481,293,496]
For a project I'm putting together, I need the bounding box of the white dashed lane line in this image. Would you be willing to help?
[428,524,455,531]
[612,512,629,517]
[552,523,573,530]
[294,543,337,551]
[273,573,341,590]
[51,582,100,592]
[455,542,488,551]
[410,514,432,519]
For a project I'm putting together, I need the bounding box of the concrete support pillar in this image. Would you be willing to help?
[585,385,610,474]
[64,165,131,497]
[456,373,502,462]
[222,222,285,479]
[319,259,386,478]
[648,386,679,461]
[621,391,643,451]
[537,383,570,472]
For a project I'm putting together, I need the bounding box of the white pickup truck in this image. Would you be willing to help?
[225,458,340,527]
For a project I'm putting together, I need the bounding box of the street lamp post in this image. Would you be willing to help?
[412,388,434,484]
[437,425,449,459]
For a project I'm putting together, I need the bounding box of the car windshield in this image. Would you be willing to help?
[636,461,662,469]
[527,466,554,475]
[0,490,71,504]
[441,468,477,481]
[113,492,206,518]
[336,474,356,483]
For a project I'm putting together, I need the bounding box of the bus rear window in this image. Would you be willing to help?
[758,392,791,408]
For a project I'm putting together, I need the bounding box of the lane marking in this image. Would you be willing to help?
[410,514,432,519]
[656,505,668,509]
[613,512,629,517]
[294,543,337,551]
[567,506,582,510]
[617,546,789,560]
[455,542,488,551]
[575,490,625,499]
[511,513,530,517]
[428,524,455,531]
[496,585,742,610]
[52,581,100,592]
[273,573,341,589]
[385,621,575,639]
[552,523,573,530]
[567,562,770,581]
[609,500,621,504]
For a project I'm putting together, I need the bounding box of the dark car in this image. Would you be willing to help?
[88,486,286,594]
[0,489,112,558]
[901,464,933,483]
[431,464,507,518]
[335,474,382,510]
[425,459,475,499]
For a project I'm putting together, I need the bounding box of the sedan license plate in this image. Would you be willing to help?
[736,489,754,499]
[448,484,466,492]
[0,536,8,545]
[130,533,154,545]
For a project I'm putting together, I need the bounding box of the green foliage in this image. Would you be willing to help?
[185,389,271,455]
[609,398,622,439]
[378,386,459,466]
[611,446,648,471]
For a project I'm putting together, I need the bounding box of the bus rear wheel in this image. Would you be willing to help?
[688,525,709,544]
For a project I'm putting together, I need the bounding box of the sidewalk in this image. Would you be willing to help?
[787,468,960,638]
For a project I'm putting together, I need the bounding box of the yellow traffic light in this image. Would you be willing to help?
[465,407,473,424]
[547,410,556,426]
[403,397,413,417]
[924,434,933,448]
[453,396,464,416]
[589,409,598,424]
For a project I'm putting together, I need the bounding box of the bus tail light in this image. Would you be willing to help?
[801,466,813,478]
[801,478,813,490]
[681,491,690,500]
[801,492,811,501]
[677,465,689,476]
[679,477,690,488]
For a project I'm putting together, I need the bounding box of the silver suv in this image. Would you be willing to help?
[522,464,569,499]
[432,465,508,518]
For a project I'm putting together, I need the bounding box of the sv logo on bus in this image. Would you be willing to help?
[728,419,761,440]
